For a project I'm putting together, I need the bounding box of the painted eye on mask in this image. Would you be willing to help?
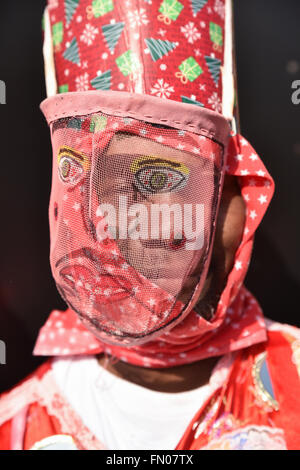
[57,146,90,185]
[130,156,190,195]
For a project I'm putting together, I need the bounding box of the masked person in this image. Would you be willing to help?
[1,0,300,451]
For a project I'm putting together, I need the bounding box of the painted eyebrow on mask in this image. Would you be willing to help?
[58,146,85,161]
[136,158,181,168]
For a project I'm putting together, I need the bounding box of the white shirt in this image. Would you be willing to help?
[52,355,224,450]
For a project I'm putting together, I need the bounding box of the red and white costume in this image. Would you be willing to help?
[1,0,300,450]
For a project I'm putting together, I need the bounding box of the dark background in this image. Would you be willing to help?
[0,0,299,393]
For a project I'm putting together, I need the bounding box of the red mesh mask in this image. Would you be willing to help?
[41,90,230,346]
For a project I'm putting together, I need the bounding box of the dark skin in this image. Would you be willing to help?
[98,174,246,393]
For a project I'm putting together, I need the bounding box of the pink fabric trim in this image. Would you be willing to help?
[36,368,107,450]
[10,406,29,450]
[40,90,231,146]
[0,366,106,450]
[0,377,40,426]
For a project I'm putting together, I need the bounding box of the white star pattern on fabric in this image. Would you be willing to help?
[258,195,267,205]
[158,29,166,36]
[72,202,81,211]
[235,261,242,271]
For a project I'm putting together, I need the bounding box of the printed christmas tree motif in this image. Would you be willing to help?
[58,84,69,93]
[145,38,178,62]
[90,70,112,90]
[205,55,221,85]
[52,22,63,51]
[190,0,208,16]
[158,0,184,25]
[86,0,114,20]
[116,50,140,77]
[176,57,203,84]
[102,22,124,53]
[90,115,108,133]
[181,95,204,107]
[209,22,223,51]
[63,38,80,65]
[65,0,79,26]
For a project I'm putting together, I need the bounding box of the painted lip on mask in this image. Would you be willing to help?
[55,247,140,303]
[59,264,134,303]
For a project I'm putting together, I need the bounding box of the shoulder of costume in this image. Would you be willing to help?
[246,317,300,387]
[0,357,105,450]
[263,318,300,391]
[265,317,300,340]
[0,359,53,430]
[262,318,300,449]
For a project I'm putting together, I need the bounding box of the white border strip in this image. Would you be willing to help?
[222,0,234,121]
[43,7,57,97]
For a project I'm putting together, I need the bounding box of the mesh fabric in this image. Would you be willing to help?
[49,110,225,346]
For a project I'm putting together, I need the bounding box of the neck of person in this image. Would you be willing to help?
[97,353,220,393]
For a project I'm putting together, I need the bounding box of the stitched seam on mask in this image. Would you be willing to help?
[47,107,219,140]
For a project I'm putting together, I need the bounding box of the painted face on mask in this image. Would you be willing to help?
[42,91,230,346]
[95,132,218,296]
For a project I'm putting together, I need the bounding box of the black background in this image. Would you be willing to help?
[0,0,299,393]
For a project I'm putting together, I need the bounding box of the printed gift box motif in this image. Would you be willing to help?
[209,21,223,51]
[90,115,108,133]
[52,21,64,51]
[58,84,69,93]
[158,0,184,24]
[116,50,141,77]
[87,0,114,20]
[176,57,203,83]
